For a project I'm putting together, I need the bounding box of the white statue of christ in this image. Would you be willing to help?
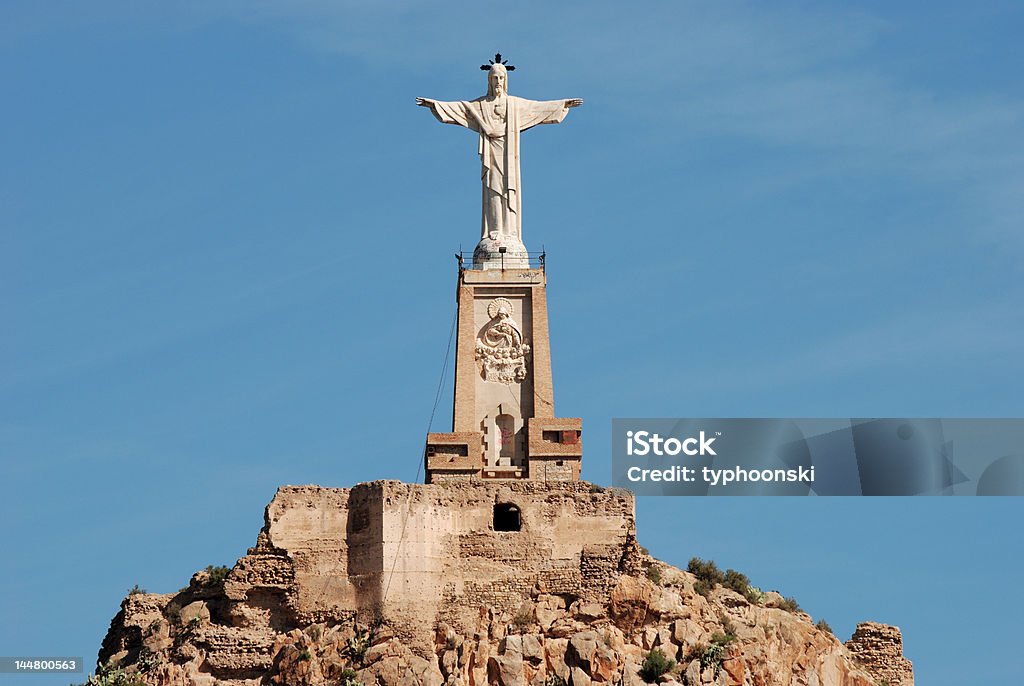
[416,56,582,265]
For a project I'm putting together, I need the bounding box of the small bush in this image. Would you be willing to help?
[779,596,802,613]
[204,565,231,586]
[722,568,764,604]
[298,649,312,661]
[688,632,735,678]
[719,616,737,641]
[639,648,675,683]
[709,632,735,648]
[646,564,663,585]
[75,664,146,686]
[347,626,372,663]
[816,619,833,635]
[723,569,750,595]
[127,584,146,596]
[588,483,605,493]
[687,557,725,586]
[136,648,161,674]
[544,675,567,686]
[164,601,182,624]
[512,609,533,632]
[341,669,363,686]
[693,579,713,597]
[638,545,650,556]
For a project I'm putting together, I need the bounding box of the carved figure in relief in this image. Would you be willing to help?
[416,54,582,257]
[476,298,530,383]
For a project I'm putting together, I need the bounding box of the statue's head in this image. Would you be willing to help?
[480,54,515,97]
[487,63,508,97]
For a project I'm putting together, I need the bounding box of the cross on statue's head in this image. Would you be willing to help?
[480,53,516,72]
[481,53,515,97]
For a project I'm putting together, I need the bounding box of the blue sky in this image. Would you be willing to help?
[2,2,1022,684]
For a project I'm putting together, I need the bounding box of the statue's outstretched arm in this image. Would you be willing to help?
[416,97,474,129]
[565,98,584,108]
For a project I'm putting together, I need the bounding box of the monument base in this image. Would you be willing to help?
[473,234,530,269]
[424,262,582,483]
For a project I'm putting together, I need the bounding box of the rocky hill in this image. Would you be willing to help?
[93,481,913,686]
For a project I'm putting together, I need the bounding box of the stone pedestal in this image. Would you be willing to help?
[472,234,530,270]
[426,263,582,482]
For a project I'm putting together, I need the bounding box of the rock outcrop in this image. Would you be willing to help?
[845,623,914,686]
[96,482,913,686]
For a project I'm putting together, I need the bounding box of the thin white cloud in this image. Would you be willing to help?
[661,298,1024,397]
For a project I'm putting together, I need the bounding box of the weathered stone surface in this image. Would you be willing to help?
[566,631,599,675]
[534,595,566,630]
[846,621,914,686]
[178,601,210,626]
[95,481,910,686]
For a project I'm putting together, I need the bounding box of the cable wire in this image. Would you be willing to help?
[382,305,458,603]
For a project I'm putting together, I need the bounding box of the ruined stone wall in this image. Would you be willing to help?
[374,481,636,646]
[97,481,913,686]
[526,457,578,482]
[845,621,915,686]
[233,481,637,652]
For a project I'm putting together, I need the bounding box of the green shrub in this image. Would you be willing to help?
[75,664,146,686]
[721,568,765,604]
[687,557,725,587]
[745,585,765,605]
[779,596,802,613]
[341,669,363,686]
[639,648,675,683]
[709,632,735,648]
[723,569,750,595]
[512,609,533,632]
[646,564,663,585]
[136,648,161,674]
[719,616,737,641]
[544,675,567,686]
[204,565,231,586]
[693,579,713,597]
[688,632,735,678]
[298,649,312,661]
[816,619,833,634]
[164,601,182,624]
[347,626,372,663]
[127,584,146,596]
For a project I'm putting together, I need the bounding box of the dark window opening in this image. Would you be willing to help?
[494,503,521,532]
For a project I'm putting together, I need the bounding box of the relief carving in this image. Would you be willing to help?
[476,298,530,383]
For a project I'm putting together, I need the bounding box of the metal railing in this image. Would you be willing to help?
[456,249,546,271]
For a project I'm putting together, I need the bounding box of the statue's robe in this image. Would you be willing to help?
[425,95,571,242]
